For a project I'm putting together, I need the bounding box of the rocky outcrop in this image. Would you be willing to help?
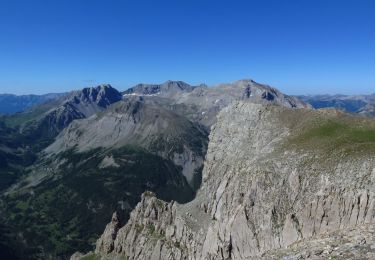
[96,212,122,254]
[261,223,375,259]
[95,192,187,258]
[86,102,375,259]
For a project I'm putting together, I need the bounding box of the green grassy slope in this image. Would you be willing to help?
[285,109,375,155]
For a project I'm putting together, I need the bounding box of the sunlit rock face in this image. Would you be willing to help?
[89,102,375,260]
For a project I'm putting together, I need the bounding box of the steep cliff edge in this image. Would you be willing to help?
[77,102,375,259]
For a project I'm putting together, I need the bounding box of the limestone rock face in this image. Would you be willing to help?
[260,223,375,259]
[96,212,121,254]
[87,102,375,259]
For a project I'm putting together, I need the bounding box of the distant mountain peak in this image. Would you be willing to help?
[71,84,122,108]
[13,84,123,138]
[164,80,187,84]
[163,80,191,87]
[233,78,256,85]
[123,81,196,96]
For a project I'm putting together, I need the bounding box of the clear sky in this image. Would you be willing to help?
[0,0,374,95]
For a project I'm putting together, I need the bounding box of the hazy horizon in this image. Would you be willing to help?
[0,78,374,97]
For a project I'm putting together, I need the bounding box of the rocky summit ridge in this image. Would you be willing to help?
[75,101,375,260]
[123,79,309,128]
[124,79,308,110]
[123,80,196,96]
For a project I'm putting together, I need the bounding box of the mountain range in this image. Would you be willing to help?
[0,79,374,260]
[0,79,308,259]
[3,86,374,119]
[0,93,66,115]
[298,93,375,117]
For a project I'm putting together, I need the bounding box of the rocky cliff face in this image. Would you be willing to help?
[85,102,375,259]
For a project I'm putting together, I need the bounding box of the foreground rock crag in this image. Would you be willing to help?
[84,102,375,260]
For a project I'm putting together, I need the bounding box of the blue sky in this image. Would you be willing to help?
[0,0,374,95]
